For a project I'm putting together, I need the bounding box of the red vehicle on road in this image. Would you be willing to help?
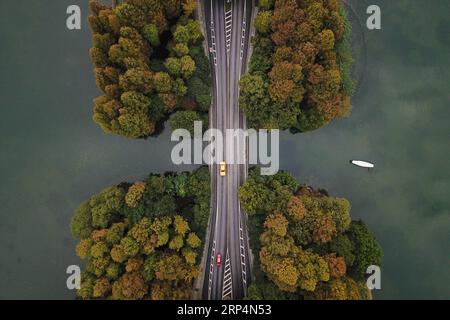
[216,254,222,267]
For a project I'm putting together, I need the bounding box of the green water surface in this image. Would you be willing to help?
[0,0,448,299]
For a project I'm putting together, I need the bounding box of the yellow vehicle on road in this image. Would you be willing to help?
[219,161,226,176]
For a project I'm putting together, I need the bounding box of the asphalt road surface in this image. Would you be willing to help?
[202,0,253,300]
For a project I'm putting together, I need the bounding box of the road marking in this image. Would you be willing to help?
[210,23,218,66]
[211,0,216,66]
[207,240,216,300]
[222,249,233,299]
[225,8,233,53]
[240,25,246,59]
[238,203,247,292]
[240,0,247,60]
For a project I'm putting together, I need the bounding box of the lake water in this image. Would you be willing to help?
[0,0,448,299]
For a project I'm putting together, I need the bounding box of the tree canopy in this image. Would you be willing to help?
[88,0,211,138]
[71,167,210,300]
[240,0,355,132]
[239,168,382,300]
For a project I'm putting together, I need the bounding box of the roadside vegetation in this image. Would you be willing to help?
[240,0,355,132]
[88,0,211,138]
[70,167,210,299]
[239,168,382,300]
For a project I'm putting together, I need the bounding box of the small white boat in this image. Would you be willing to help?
[350,160,375,169]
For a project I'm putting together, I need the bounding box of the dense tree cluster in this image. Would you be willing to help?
[239,168,382,300]
[70,167,210,299]
[240,0,355,132]
[88,0,211,138]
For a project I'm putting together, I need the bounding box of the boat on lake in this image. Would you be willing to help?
[350,160,375,169]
